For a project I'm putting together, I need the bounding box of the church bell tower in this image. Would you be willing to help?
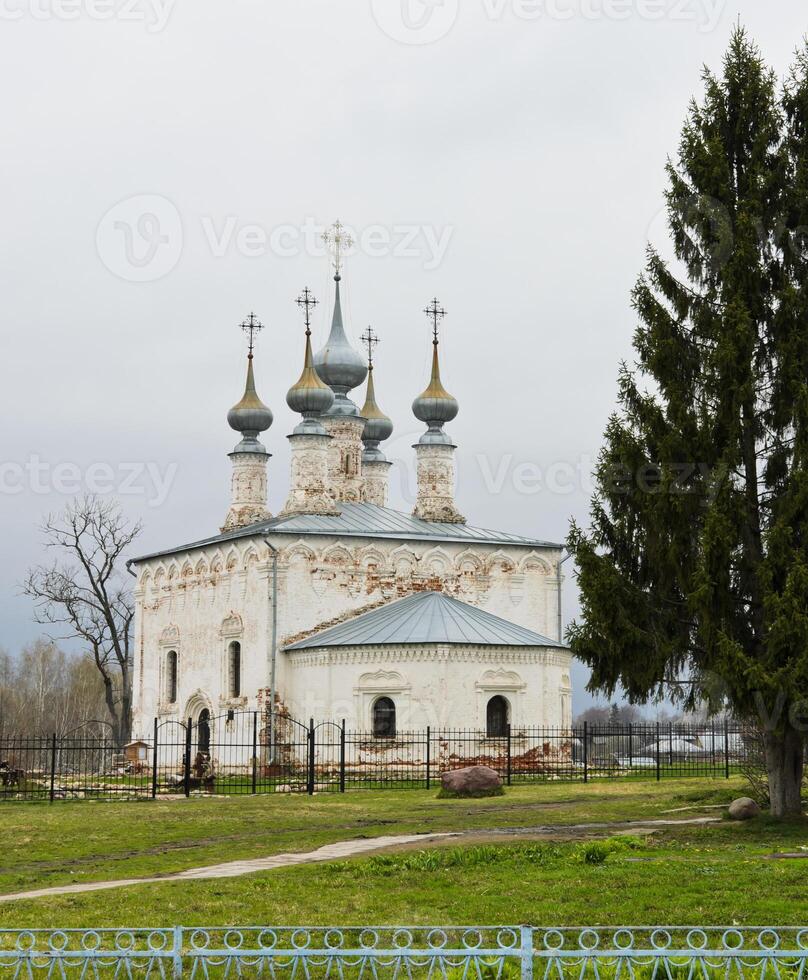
[411,299,465,524]
[312,221,368,503]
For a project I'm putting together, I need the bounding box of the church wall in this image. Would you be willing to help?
[131,542,272,740]
[132,530,567,739]
[274,535,563,649]
[284,644,573,731]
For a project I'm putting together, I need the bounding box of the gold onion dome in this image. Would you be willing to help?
[412,338,458,445]
[227,354,273,452]
[286,329,334,434]
[361,365,393,459]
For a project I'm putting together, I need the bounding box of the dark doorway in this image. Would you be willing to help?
[486,696,509,737]
[197,708,211,754]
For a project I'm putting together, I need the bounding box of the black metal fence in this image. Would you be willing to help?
[0,712,754,802]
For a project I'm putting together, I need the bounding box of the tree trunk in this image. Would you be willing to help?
[101,672,124,749]
[764,725,805,818]
[120,670,132,747]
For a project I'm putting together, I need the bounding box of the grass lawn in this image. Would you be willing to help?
[2,777,807,928]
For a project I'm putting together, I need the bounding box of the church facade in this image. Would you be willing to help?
[130,232,572,743]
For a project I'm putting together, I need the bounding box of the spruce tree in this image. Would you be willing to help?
[568,28,808,817]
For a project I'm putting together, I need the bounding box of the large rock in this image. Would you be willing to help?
[440,765,503,797]
[728,797,761,820]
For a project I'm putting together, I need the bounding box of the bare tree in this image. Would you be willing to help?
[23,497,141,747]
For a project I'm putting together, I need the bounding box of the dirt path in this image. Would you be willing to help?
[0,816,719,904]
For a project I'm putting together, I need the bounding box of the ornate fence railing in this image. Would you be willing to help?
[0,927,805,978]
[0,712,755,802]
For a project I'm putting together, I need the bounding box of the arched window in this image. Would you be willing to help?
[166,650,178,704]
[197,708,211,755]
[372,697,396,739]
[227,641,241,699]
[486,695,509,737]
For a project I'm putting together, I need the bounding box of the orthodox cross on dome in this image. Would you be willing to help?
[322,219,354,278]
[360,326,379,368]
[295,287,318,335]
[424,298,446,344]
[240,312,264,357]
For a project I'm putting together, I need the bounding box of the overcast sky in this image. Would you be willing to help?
[2,0,806,710]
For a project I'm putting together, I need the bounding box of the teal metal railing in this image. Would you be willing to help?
[1,927,806,978]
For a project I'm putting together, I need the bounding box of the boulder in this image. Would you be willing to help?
[440,765,503,797]
[728,797,761,820]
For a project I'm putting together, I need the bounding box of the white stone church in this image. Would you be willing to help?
[130,231,572,744]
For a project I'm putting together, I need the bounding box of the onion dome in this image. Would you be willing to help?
[361,365,394,461]
[313,276,367,416]
[286,327,334,435]
[412,337,458,445]
[228,354,273,453]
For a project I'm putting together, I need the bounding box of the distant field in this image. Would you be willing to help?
[2,777,807,929]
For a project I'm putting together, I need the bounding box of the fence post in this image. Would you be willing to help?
[724,718,730,779]
[655,721,661,782]
[520,925,533,980]
[251,711,258,795]
[582,721,588,784]
[307,718,315,796]
[172,925,183,980]
[506,724,512,786]
[49,732,57,803]
[426,725,431,790]
[340,720,346,794]
[184,718,192,798]
[152,717,159,799]
[669,721,674,766]
[628,722,633,769]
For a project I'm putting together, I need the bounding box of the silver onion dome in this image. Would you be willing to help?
[412,339,458,445]
[228,355,273,452]
[361,365,394,460]
[313,276,368,416]
[286,329,334,435]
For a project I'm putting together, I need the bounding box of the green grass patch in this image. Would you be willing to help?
[2,776,805,929]
[436,785,505,799]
